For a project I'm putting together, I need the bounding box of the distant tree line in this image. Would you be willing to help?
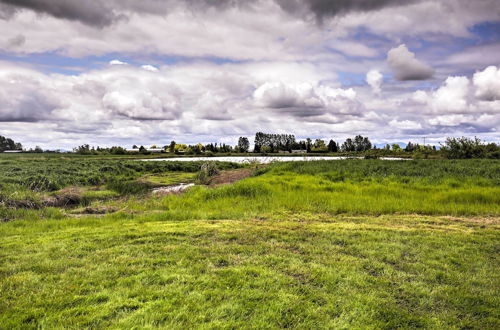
[0,135,22,152]
[5,133,498,159]
[73,145,127,155]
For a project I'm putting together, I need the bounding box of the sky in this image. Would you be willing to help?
[0,0,499,150]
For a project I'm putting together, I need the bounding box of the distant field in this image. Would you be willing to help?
[0,155,499,328]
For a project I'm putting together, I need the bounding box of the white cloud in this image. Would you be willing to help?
[431,76,469,113]
[141,65,159,72]
[387,44,434,81]
[428,114,472,126]
[473,66,500,101]
[366,69,383,95]
[109,59,127,65]
[389,119,422,130]
[253,82,360,117]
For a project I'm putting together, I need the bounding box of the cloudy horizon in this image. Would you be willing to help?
[1,0,499,149]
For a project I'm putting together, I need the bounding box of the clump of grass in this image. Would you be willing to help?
[195,162,220,184]
[107,180,152,195]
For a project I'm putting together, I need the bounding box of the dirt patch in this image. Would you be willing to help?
[3,199,41,209]
[438,215,500,225]
[208,168,255,186]
[44,187,83,207]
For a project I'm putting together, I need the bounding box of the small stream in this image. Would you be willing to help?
[152,183,195,194]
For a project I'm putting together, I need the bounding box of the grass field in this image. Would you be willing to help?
[1,155,499,328]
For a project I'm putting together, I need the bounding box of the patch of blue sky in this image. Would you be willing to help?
[0,51,245,75]
[0,51,131,74]
[336,71,368,87]
[469,21,500,43]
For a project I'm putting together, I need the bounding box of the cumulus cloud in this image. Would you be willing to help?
[431,76,470,113]
[428,114,472,127]
[473,66,500,101]
[253,82,360,118]
[0,66,63,121]
[389,119,422,130]
[366,70,383,95]
[387,44,434,81]
[411,76,470,115]
[102,90,180,120]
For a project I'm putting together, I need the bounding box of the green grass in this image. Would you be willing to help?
[1,157,499,328]
[140,172,197,186]
[0,154,240,221]
[109,160,500,218]
[1,215,498,328]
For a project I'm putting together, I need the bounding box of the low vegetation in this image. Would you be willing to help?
[0,154,499,328]
[0,154,240,221]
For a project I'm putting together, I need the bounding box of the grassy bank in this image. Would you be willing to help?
[111,159,500,218]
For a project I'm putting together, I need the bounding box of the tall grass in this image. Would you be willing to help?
[124,159,500,218]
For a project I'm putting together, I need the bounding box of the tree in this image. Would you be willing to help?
[327,140,338,152]
[0,135,22,152]
[174,144,188,153]
[392,144,402,151]
[110,146,126,155]
[353,135,372,151]
[237,137,250,153]
[312,139,328,153]
[132,145,138,149]
[341,135,371,152]
[440,137,485,159]
[405,142,415,152]
[341,138,355,152]
[169,141,176,153]
[254,132,296,153]
[306,138,312,153]
[74,144,92,155]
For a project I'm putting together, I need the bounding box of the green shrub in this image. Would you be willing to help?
[196,162,220,184]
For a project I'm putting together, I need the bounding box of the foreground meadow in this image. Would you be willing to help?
[1,155,499,328]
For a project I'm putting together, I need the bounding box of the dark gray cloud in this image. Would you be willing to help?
[0,91,61,122]
[275,0,418,22]
[0,0,419,27]
[0,0,252,27]
[0,0,119,27]
[387,44,434,81]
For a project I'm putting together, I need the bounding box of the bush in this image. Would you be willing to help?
[441,137,486,159]
[196,162,220,184]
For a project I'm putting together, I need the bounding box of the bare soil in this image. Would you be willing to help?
[209,168,256,186]
[44,187,83,207]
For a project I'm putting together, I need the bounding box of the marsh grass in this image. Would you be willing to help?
[121,159,500,219]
